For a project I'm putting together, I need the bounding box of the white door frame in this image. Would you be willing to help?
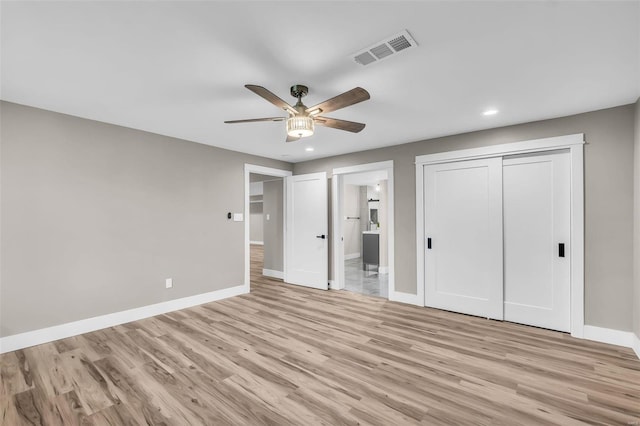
[415,133,585,338]
[244,164,292,292]
[331,160,395,298]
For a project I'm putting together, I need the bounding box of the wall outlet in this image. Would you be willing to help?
[165,278,173,289]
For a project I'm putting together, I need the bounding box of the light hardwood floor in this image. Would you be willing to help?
[1,245,639,425]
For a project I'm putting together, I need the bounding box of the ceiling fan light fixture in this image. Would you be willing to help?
[286,115,314,138]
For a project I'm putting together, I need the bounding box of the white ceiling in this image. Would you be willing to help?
[2,1,639,163]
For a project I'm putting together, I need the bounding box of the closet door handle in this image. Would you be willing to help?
[427,237,432,250]
[558,243,565,258]
[316,234,326,239]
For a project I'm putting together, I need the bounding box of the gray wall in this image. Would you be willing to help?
[262,179,283,272]
[294,104,636,332]
[249,202,264,243]
[358,187,368,235]
[343,184,361,257]
[634,97,640,340]
[0,101,292,337]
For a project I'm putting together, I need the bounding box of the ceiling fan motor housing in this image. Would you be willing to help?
[290,85,309,99]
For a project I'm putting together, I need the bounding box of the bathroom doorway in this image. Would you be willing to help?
[332,161,394,299]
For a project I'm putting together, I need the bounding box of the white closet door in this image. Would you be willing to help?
[503,151,570,332]
[424,158,504,320]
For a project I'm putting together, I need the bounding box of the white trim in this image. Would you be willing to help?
[415,158,426,307]
[583,325,636,348]
[250,240,264,246]
[379,266,389,274]
[416,134,585,335]
[633,333,640,360]
[415,134,584,165]
[344,252,360,260]
[244,164,292,292]
[331,175,344,289]
[332,161,395,299]
[262,269,283,279]
[0,284,246,354]
[387,167,395,302]
[569,144,585,338]
[389,291,422,306]
[328,280,336,290]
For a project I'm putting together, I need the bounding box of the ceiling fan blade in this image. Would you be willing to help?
[286,134,300,143]
[224,117,286,124]
[245,85,297,115]
[306,87,370,115]
[314,116,366,133]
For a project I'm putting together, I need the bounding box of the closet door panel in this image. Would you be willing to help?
[503,151,571,332]
[424,158,503,320]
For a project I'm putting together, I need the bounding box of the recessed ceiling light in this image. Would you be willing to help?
[305,147,314,152]
[483,109,499,116]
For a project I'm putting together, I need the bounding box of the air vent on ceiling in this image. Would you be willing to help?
[351,30,417,66]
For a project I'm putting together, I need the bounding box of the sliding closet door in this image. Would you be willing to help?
[424,158,503,320]
[503,151,571,332]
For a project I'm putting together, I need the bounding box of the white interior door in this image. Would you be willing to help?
[503,151,571,332]
[424,158,504,320]
[286,172,328,290]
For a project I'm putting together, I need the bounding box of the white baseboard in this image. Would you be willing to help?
[0,284,247,354]
[344,253,360,260]
[583,325,636,350]
[633,333,640,360]
[379,266,389,274]
[262,269,283,279]
[250,241,264,245]
[389,291,423,306]
[328,280,336,290]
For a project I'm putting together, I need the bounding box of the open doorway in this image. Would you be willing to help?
[249,173,284,278]
[243,165,292,292]
[343,175,389,297]
[332,161,394,299]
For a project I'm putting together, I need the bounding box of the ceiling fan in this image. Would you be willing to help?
[224,84,370,142]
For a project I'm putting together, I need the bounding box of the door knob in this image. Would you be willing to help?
[316,235,326,239]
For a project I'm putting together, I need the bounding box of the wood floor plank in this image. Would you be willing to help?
[51,390,89,426]
[13,386,67,425]
[0,244,639,425]
[1,395,32,426]
[0,352,33,399]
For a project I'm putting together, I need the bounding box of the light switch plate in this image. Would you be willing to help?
[165,278,173,289]
[233,213,243,222]
[266,214,270,221]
